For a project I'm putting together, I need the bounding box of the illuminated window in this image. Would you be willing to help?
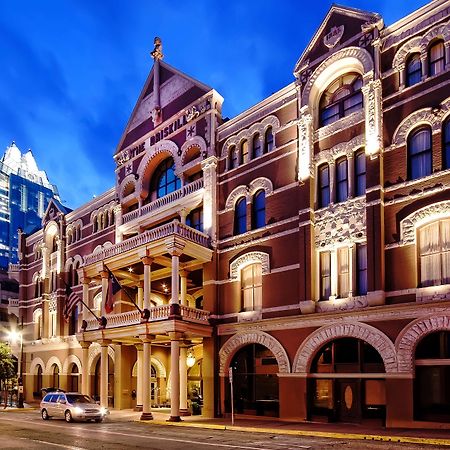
[356,244,368,295]
[419,219,450,287]
[252,190,265,230]
[241,263,262,311]
[319,73,363,126]
[354,150,366,197]
[320,251,331,301]
[428,40,445,76]
[234,197,247,235]
[337,247,349,298]
[406,53,421,87]
[264,127,274,153]
[408,127,432,180]
[152,158,181,198]
[240,140,249,165]
[443,118,450,170]
[252,133,262,159]
[336,157,348,203]
[318,164,330,208]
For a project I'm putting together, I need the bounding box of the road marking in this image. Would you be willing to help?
[19,437,87,450]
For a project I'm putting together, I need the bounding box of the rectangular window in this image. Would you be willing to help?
[336,158,348,203]
[240,140,249,165]
[20,185,27,212]
[241,263,262,311]
[38,191,45,217]
[429,42,445,76]
[318,165,330,208]
[355,151,366,197]
[337,247,349,298]
[356,244,368,295]
[320,251,331,301]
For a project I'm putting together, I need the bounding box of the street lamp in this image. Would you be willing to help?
[7,330,24,408]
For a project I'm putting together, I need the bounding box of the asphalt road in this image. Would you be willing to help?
[0,410,447,450]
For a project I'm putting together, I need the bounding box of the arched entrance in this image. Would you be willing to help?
[51,364,60,389]
[308,338,386,423]
[414,331,450,422]
[68,364,79,392]
[93,356,114,406]
[228,344,279,417]
[34,365,43,397]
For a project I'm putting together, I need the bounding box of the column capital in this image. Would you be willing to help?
[139,334,155,343]
[99,339,112,347]
[135,343,143,351]
[141,256,153,266]
[165,237,185,256]
[179,269,189,278]
[80,275,91,285]
[80,341,91,349]
[100,270,109,279]
[201,155,218,171]
[168,331,184,340]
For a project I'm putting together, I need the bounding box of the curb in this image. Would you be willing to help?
[0,407,36,413]
[138,419,450,447]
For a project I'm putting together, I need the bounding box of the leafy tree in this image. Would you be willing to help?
[0,343,16,407]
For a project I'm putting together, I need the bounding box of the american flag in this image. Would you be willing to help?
[64,285,81,322]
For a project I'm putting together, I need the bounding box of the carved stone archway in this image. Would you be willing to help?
[218,331,290,376]
[88,343,115,376]
[292,322,397,373]
[29,357,46,375]
[396,314,450,373]
[45,356,63,375]
[62,354,82,375]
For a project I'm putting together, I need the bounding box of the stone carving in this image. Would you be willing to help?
[359,31,373,48]
[323,25,345,48]
[249,177,274,197]
[362,79,383,154]
[314,198,366,247]
[180,135,207,165]
[392,37,422,71]
[315,295,369,313]
[224,177,273,212]
[298,110,313,180]
[313,135,364,164]
[219,331,290,376]
[29,357,46,376]
[420,22,450,54]
[230,251,270,280]
[314,110,365,142]
[151,36,163,60]
[396,314,450,373]
[222,115,280,160]
[301,47,374,107]
[292,322,398,373]
[118,173,138,202]
[400,200,450,245]
[62,354,82,375]
[45,356,63,375]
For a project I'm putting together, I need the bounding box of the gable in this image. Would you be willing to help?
[42,198,70,226]
[294,5,381,75]
[116,61,212,153]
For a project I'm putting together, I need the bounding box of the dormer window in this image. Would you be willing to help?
[319,73,363,127]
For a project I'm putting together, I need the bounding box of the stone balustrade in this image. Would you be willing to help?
[84,219,210,266]
[122,178,204,225]
[83,304,210,331]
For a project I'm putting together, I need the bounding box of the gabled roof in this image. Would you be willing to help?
[115,59,213,155]
[42,198,72,226]
[293,3,381,75]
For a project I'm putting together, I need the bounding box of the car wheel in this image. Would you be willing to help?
[65,410,73,423]
[41,409,50,420]
[95,418,103,423]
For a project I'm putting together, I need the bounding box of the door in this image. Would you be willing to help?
[336,379,361,423]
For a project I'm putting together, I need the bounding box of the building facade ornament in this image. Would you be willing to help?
[392,37,422,72]
[313,135,364,165]
[292,322,398,373]
[313,110,364,142]
[396,314,450,373]
[230,251,270,280]
[88,343,115,375]
[62,354,82,375]
[315,295,369,313]
[44,356,63,375]
[323,25,345,48]
[218,331,290,376]
[297,108,314,181]
[180,135,207,165]
[224,177,273,212]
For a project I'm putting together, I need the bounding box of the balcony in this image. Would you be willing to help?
[83,304,210,331]
[121,178,204,229]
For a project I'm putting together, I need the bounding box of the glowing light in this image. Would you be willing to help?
[128,267,133,273]
[186,350,196,368]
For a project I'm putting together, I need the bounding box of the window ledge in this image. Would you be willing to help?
[237,310,262,322]
[314,110,364,142]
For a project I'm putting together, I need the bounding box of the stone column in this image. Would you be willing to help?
[362,79,383,157]
[137,282,144,310]
[398,63,405,90]
[165,236,185,317]
[81,341,91,396]
[135,344,143,411]
[100,340,111,408]
[114,205,123,243]
[168,332,182,421]
[140,337,153,420]
[421,54,428,80]
[297,108,313,182]
[180,270,188,306]
[142,257,153,310]
[101,270,109,317]
[201,157,218,242]
[179,347,190,415]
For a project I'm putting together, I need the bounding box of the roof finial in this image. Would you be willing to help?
[151,37,163,61]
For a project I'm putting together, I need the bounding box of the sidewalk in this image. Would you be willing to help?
[113,409,450,447]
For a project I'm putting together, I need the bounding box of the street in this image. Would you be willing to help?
[0,410,448,450]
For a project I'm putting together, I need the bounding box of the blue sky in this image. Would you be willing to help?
[0,0,429,209]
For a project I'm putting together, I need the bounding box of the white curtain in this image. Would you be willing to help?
[338,247,349,298]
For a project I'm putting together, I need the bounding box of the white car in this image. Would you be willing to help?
[40,392,108,423]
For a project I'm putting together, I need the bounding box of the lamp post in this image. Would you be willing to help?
[7,330,24,408]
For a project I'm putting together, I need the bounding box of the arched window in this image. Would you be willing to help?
[52,236,58,253]
[428,40,445,77]
[152,158,181,198]
[264,127,274,153]
[234,197,247,235]
[252,190,265,230]
[252,133,262,159]
[354,150,366,197]
[186,207,203,232]
[319,73,363,127]
[406,53,421,87]
[318,164,330,208]
[408,126,432,180]
[443,118,450,170]
[229,146,238,170]
[336,157,348,203]
[419,218,450,287]
[73,262,79,286]
[241,263,262,311]
[240,140,249,165]
[93,216,98,233]
[52,364,60,389]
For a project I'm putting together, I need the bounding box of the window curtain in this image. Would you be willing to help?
[420,221,442,286]
[337,247,349,298]
[320,252,331,300]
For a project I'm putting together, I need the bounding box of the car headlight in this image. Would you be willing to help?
[100,407,108,415]
[74,407,84,415]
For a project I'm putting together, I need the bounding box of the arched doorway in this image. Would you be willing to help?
[228,344,279,417]
[414,331,450,422]
[93,356,114,406]
[51,364,60,389]
[308,338,386,423]
[34,365,43,397]
[68,364,79,392]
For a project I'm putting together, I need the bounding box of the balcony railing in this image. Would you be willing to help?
[84,220,210,266]
[83,304,210,331]
[122,178,204,225]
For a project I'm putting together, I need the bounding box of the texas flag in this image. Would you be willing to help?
[106,269,121,314]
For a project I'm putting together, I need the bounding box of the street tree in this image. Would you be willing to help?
[0,342,16,407]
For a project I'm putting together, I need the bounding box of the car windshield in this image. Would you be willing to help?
[66,394,95,404]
